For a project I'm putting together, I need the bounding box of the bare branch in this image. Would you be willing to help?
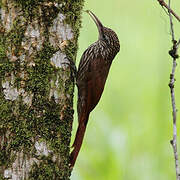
[168,1,180,179]
[176,39,180,49]
[157,0,180,22]
[169,57,180,180]
[168,0,175,42]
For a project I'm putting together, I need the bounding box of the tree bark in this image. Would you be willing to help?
[0,0,84,179]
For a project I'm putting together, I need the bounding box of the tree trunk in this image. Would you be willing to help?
[0,0,84,179]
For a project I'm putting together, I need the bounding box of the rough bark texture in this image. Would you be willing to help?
[0,0,84,179]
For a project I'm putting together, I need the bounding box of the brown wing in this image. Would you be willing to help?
[77,55,111,125]
[86,57,111,111]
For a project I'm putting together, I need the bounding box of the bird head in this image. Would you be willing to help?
[86,10,120,52]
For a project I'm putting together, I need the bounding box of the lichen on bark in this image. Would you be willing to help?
[0,0,84,179]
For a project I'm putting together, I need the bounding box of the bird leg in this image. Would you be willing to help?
[62,57,77,80]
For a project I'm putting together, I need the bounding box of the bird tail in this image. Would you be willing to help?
[70,114,89,168]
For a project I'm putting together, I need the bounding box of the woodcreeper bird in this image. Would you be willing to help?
[70,10,120,168]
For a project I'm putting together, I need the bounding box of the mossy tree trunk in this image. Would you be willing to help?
[0,0,83,179]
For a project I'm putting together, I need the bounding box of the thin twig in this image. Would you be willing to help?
[157,0,180,22]
[168,1,175,41]
[168,1,180,179]
[177,39,180,49]
[169,58,180,180]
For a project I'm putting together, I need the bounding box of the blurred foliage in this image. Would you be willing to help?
[71,0,180,179]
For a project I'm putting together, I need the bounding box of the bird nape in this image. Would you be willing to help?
[70,10,120,168]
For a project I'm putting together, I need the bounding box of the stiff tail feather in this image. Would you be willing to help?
[70,114,89,168]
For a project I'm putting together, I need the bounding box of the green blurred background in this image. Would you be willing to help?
[71,0,180,179]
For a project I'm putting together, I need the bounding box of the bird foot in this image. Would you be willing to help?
[62,57,77,80]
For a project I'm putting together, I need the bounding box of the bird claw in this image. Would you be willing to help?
[62,58,77,80]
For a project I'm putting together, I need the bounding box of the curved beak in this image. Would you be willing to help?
[86,10,104,39]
